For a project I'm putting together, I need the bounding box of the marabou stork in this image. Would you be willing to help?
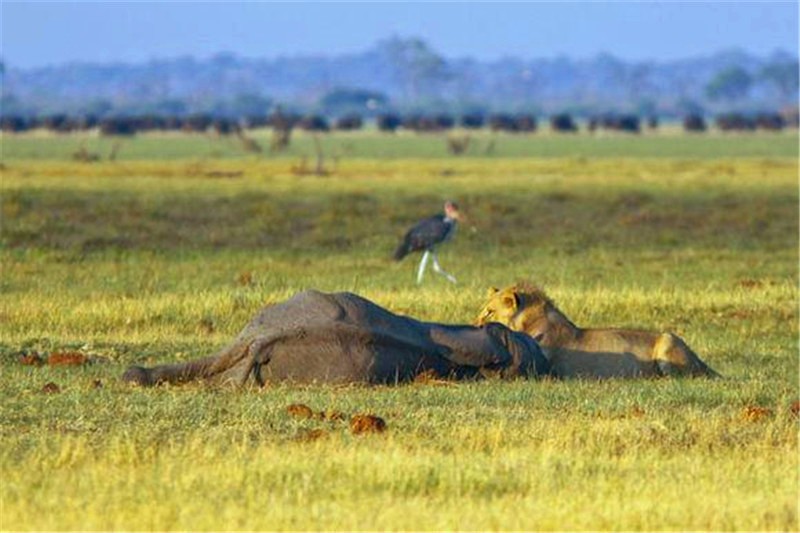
[393,201,462,284]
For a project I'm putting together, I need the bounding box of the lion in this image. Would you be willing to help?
[475,283,720,379]
[123,289,550,387]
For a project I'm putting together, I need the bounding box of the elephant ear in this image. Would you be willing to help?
[487,287,499,298]
[501,290,520,312]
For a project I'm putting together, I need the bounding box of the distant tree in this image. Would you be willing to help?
[182,114,213,132]
[550,113,578,132]
[383,37,450,100]
[683,114,707,132]
[716,113,755,131]
[99,117,138,136]
[460,113,485,129]
[754,112,785,131]
[376,113,402,132]
[334,114,363,130]
[760,60,799,100]
[297,115,329,132]
[488,113,516,132]
[705,67,753,102]
[514,114,537,133]
[1,115,29,132]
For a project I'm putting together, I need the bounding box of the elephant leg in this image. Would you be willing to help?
[123,353,220,387]
[245,336,279,387]
[123,340,253,387]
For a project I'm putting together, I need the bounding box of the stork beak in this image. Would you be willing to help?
[445,202,475,230]
[458,212,476,231]
[455,211,476,232]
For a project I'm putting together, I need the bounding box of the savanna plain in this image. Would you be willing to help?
[1,130,798,531]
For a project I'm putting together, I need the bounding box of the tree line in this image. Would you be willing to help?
[2,109,796,135]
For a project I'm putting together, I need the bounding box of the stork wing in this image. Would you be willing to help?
[404,215,450,251]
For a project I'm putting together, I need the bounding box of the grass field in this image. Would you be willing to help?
[1,131,798,531]
[2,127,798,160]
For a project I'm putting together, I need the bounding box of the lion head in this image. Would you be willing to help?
[475,283,556,341]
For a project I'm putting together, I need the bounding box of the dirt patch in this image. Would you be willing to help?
[742,405,773,422]
[725,309,756,320]
[628,406,646,418]
[48,351,89,366]
[790,401,800,418]
[284,404,386,436]
[350,414,387,435]
[41,382,61,394]
[735,278,764,289]
[19,353,45,366]
[286,404,315,419]
[236,271,254,286]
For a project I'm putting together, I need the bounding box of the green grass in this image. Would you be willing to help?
[0,141,798,530]
[2,128,798,160]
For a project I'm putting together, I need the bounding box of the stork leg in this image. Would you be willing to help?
[431,252,457,284]
[416,250,431,284]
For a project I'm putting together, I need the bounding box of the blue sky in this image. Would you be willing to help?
[2,2,797,68]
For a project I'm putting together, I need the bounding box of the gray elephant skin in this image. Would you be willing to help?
[122,290,550,387]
